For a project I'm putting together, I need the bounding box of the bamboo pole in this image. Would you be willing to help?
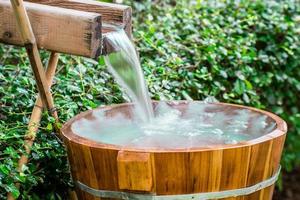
[6,1,62,199]
[9,0,35,44]
[18,52,59,171]
[10,0,56,112]
[7,52,59,200]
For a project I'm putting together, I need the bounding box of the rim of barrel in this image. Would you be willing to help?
[61,101,287,153]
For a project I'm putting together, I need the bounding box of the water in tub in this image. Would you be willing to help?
[71,101,276,149]
[71,29,276,149]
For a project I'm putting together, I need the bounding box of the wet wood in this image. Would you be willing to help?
[245,140,273,199]
[61,102,287,200]
[0,0,102,58]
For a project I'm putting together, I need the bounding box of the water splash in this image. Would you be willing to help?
[71,102,277,149]
[104,30,153,122]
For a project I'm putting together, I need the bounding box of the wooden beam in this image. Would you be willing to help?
[0,0,102,58]
[25,0,132,37]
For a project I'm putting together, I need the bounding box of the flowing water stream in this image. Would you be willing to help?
[104,29,154,122]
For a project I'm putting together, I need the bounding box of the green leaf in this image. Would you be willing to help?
[0,165,10,175]
[46,123,53,131]
[234,80,245,95]
[6,184,20,198]
[244,80,253,90]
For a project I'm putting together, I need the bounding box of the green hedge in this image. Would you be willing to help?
[132,0,300,169]
[131,0,300,171]
[0,0,299,199]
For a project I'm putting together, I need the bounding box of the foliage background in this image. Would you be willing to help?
[0,0,299,199]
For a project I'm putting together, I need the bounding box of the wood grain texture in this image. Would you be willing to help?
[154,152,189,195]
[90,148,119,191]
[117,151,153,192]
[0,0,102,57]
[10,0,35,43]
[245,140,273,200]
[220,146,251,200]
[25,0,132,36]
[260,134,286,200]
[61,102,287,200]
[68,141,100,200]
[188,150,223,193]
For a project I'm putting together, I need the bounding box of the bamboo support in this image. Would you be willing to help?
[19,52,59,170]
[7,1,63,199]
[7,52,59,200]
[10,0,56,112]
[10,0,36,44]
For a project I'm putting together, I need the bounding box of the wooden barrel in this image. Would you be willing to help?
[61,102,287,200]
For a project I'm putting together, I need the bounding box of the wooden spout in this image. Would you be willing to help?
[0,0,132,58]
[25,0,132,37]
[102,34,121,55]
[0,0,102,58]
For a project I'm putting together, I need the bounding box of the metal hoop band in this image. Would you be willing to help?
[76,166,281,200]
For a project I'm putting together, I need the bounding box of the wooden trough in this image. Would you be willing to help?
[0,0,132,57]
[61,101,287,200]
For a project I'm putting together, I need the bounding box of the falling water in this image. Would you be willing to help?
[103,29,154,122]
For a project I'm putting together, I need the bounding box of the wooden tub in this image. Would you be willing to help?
[61,102,287,200]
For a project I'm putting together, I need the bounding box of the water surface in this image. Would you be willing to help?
[71,102,276,149]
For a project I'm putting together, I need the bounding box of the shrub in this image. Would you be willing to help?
[0,49,124,199]
[0,0,299,199]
